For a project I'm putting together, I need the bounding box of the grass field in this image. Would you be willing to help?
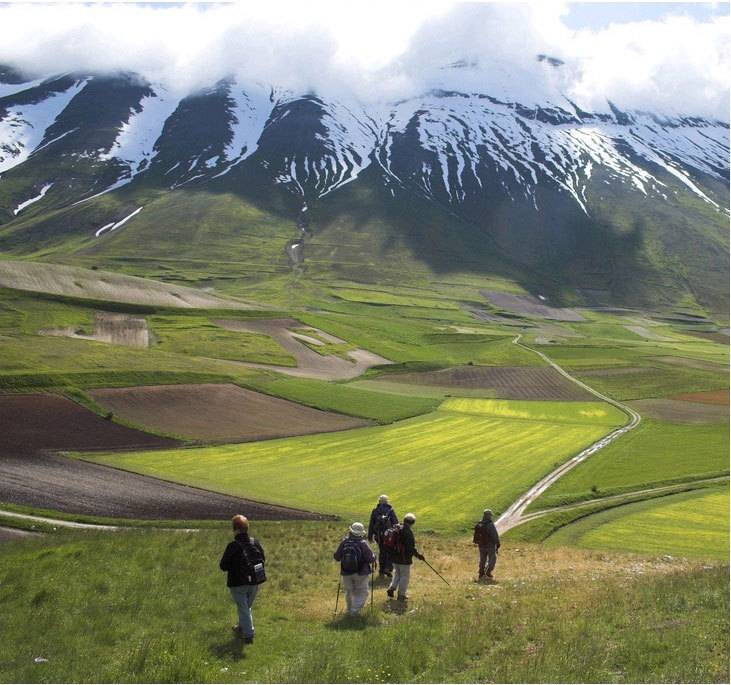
[86,399,624,531]
[545,487,729,560]
[0,524,727,683]
[252,376,440,423]
[149,315,296,366]
[531,419,730,508]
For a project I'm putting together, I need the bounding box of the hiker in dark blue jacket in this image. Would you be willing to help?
[368,494,398,577]
[473,508,500,579]
[334,522,376,615]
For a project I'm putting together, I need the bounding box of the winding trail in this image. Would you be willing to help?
[496,335,642,533]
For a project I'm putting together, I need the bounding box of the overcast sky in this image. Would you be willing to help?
[0,1,728,119]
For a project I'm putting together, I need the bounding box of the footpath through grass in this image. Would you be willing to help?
[545,486,730,559]
[87,399,624,532]
[0,524,727,683]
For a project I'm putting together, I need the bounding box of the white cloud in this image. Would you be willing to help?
[0,2,727,120]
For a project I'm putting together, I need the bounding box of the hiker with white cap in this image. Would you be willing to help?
[333,522,376,616]
[473,508,500,579]
[385,513,424,602]
[368,494,398,578]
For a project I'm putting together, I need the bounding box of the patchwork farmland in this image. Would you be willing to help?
[86,399,626,531]
[0,256,727,684]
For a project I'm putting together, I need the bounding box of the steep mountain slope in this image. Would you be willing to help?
[0,60,727,314]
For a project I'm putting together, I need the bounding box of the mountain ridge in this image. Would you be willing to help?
[0,61,728,315]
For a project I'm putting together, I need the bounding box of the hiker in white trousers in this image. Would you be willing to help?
[333,522,376,615]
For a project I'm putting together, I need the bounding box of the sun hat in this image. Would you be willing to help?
[483,509,493,519]
[378,494,389,503]
[349,522,367,538]
[404,512,416,524]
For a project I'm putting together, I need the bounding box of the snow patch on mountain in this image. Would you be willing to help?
[212,82,275,179]
[13,182,53,214]
[95,205,143,237]
[100,85,180,182]
[0,78,87,173]
[272,97,378,198]
[0,75,48,99]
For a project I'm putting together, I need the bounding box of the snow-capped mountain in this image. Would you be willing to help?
[1,60,727,220]
[0,59,727,312]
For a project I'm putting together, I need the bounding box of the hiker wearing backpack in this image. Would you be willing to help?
[333,522,376,616]
[384,513,424,601]
[473,508,500,579]
[219,515,266,643]
[368,494,398,578]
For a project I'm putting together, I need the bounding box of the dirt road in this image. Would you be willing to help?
[496,336,641,533]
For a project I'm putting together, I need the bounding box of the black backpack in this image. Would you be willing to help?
[340,538,363,573]
[372,512,390,540]
[473,522,490,546]
[237,537,266,585]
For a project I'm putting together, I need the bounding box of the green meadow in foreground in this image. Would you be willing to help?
[546,487,730,559]
[532,419,730,508]
[0,524,727,683]
[87,399,625,531]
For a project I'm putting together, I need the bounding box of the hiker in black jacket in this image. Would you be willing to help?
[473,508,500,579]
[368,494,398,578]
[219,515,266,643]
[386,513,423,601]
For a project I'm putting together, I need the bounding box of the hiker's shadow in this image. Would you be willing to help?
[326,614,370,631]
[385,599,410,615]
[209,638,247,661]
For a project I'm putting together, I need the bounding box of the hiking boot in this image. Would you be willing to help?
[243,636,254,645]
[231,626,243,639]
[384,571,393,578]
[397,594,408,602]
[386,588,395,598]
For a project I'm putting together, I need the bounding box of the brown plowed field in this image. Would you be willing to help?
[481,290,584,321]
[89,384,368,441]
[0,394,327,520]
[0,393,178,455]
[629,398,729,424]
[376,366,595,401]
[670,390,730,406]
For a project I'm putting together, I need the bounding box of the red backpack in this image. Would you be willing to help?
[382,523,404,553]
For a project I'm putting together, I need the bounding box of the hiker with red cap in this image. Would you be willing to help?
[219,515,266,643]
[333,521,376,616]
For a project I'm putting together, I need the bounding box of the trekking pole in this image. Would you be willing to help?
[334,577,341,616]
[421,557,450,586]
[370,565,374,611]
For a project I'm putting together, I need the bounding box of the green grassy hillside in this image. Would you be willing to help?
[545,486,729,559]
[0,524,727,683]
